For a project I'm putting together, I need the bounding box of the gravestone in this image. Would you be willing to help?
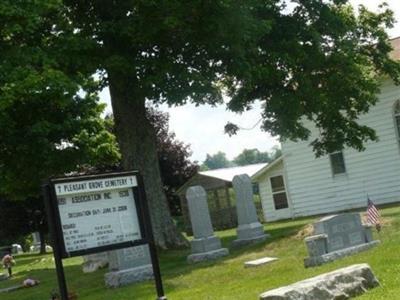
[232,174,269,247]
[304,213,380,267]
[186,186,229,263]
[104,245,153,287]
[259,264,379,300]
[82,252,109,273]
[244,257,278,268]
[11,244,23,254]
[30,232,41,252]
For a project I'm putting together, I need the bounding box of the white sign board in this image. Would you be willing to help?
[54,175,141,253]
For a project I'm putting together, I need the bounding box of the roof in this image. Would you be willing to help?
[251,155,284,180]
[199,163,268,182]
[176,162,268,195]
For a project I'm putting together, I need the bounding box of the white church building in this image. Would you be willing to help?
[254,38,400,222]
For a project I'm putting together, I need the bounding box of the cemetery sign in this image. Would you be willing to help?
[43,171,166,300]
[52,173,144,257]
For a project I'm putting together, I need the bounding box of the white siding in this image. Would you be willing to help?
[257,160,292,221]
[282,79,400,218]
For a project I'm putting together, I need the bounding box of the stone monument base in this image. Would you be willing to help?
[187,248,229,264]
[304,240,380,268]
[232,233,270,248]
[104,264,153,288]
[191,235,222,253]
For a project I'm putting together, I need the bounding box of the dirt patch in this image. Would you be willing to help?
[293,214,393,240]
[361,214,392,227]
[294,224,314,240]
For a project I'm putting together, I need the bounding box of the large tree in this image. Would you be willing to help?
[1,1,400,248]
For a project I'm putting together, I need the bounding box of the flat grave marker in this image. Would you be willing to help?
[244,257,278,268]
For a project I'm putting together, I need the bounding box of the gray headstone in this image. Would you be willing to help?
[314,214,364,252]
[260,264,379,300]
[108,245,151,271]
[304,213,379,267]
[104,245,153,287]
[186,186,229,263]
[11,244,23,254]
[231,174,269,247]
[32,232,41,245]
[186,186,214,239]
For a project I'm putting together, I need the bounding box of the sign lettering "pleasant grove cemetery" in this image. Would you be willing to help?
[54,175,142,255]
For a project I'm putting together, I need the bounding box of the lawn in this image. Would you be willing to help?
[1,205,399,300]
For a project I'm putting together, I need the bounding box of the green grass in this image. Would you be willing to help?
[1,205,400,300]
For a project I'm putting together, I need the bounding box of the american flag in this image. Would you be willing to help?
[367,198,381,231]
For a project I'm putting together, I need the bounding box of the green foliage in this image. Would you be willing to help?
[270,145,283,161]
[202,147,281,169]
[202,152,232,170]
[0,197,30,246]
[1,0,395,160]
[224,2,400,156]
[0,1,398,181]
[0,1,120,199]
[233,148,272,166]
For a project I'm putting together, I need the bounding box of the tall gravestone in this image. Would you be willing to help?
[232,174,269,247]
[186,186,229,263]
[104,245,153,287]
[304,213,380,267]
[30,232,41,252]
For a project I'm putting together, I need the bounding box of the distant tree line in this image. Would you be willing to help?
[201,147,282,170]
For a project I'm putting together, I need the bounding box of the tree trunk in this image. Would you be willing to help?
[108,74,188,249]
[39,229,46,254]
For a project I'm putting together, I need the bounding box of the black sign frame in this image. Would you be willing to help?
[47,171,147,258]
[42,170,167,300]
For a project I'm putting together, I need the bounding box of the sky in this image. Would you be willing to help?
[100,0,400,163]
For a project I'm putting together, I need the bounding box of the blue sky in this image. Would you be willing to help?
[100,0,400,163]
